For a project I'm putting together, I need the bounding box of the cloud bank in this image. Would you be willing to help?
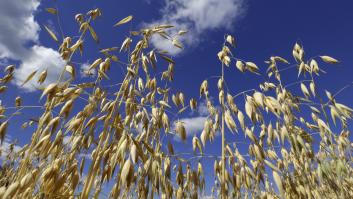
[0,0,64,91]
[147,0,246,55]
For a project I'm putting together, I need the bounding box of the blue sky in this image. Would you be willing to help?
[1,0,353,197]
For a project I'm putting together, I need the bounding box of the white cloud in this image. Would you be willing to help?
[173,100,210,139]
[0,0,65,91]
[80,62,96,78]
[179,116,207,136]
[146,0,246,55]
[0,136,22,160]
[197,100,210,116]
[14,45,65,91]
[0,0,39,59]
[63,135,71,146]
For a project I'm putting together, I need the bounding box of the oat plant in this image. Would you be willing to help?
[0,4,352,199]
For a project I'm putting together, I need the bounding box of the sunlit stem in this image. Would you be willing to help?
[221,62,226,199]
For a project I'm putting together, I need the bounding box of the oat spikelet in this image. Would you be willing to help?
[114,15,133,26]
[21,70,37,86]
[273,171,284,197]
[0,121,9,144]
[121,159,133,187]
[176,121,186,141]
[3,181,19,199]
[225,109,237,133]
[44,25,59,42]
[37,69,48,84]
[300,83,310,98]
[320,55,339,64]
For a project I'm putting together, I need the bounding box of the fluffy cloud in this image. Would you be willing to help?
[0,0,65,91]
[178,116,207,136]
[173,100,210,139]
[14,45,65,91]
[147,0,246,55]
[0,0,40,59]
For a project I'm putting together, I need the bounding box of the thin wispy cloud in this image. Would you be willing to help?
[0,0,65,91]
[146,0,246,55]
